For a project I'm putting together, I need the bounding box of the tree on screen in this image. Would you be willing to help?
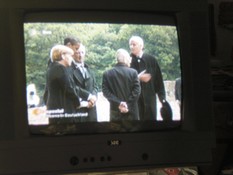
[24,23,181,101]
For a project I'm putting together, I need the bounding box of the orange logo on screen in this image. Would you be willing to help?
[164,168,180,175]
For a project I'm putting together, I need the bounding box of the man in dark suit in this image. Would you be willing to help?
[102,49,141,121]
[67,43,98,122]
[129,36,166,121]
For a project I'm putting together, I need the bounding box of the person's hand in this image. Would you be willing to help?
[77,101,88,109]
[89,95,97,102]
[118,102,128,113]
[87,101,94,108]
[139,73,151,82]
[88,95,97,108]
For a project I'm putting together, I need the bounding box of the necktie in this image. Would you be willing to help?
[80,65,86,78]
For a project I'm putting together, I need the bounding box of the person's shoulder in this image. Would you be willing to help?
[127,67,138,74]
[49,62,60,69]
[48,62,66,76]
[52,61,64,67]
[84,63,90,68]
[143,53,156,60]
[143,53,152,57]
[116,64,134,74]
[103,67,113,75]
[143,54,158,66]
[84,63,95,73]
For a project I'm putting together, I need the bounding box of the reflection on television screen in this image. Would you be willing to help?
[24,23,182,135]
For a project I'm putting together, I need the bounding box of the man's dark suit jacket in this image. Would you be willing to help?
[46,62,80,114]
[102,63,141,121]
[131,53,166,120]
[71,62,98,122]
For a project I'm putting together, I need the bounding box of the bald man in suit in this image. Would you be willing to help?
[102,49,141,121]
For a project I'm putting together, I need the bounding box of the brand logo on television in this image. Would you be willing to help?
[108,140,122,146]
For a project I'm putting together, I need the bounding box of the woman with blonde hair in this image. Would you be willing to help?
[46,45,80,123]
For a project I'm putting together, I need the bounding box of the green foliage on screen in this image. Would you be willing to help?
[24,23,181,101]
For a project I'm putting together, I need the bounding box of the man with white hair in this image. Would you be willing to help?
[102,48,141,121]
[129,36,166,121]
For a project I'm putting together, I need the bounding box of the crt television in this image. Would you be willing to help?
[0,0,215,174]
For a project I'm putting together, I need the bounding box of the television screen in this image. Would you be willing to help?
[24,15,182,135]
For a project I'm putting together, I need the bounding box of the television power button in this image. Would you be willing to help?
[70,156,79,166]
[142,153,149,161]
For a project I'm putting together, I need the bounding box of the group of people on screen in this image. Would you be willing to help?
[42,35,170,124]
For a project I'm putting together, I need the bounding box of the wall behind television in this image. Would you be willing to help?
[208,0,233,66]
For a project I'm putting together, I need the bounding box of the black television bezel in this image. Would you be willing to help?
[0,0,215,174]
